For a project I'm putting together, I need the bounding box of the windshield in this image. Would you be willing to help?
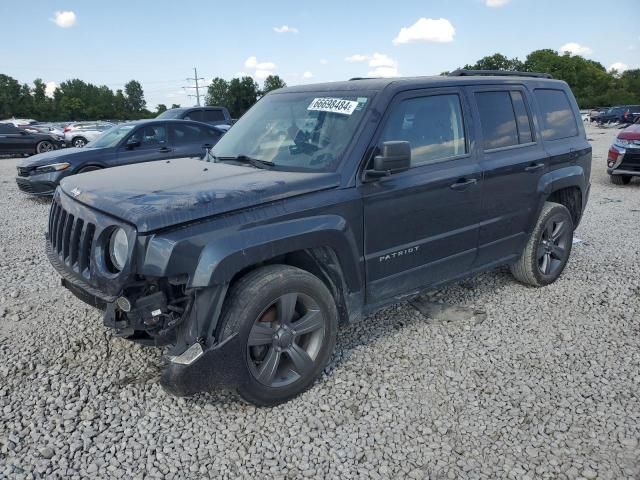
[156,109,183,119]
[211,92,371,171]
[86,124,136,148]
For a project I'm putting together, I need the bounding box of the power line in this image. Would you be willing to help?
[184,67,205,106]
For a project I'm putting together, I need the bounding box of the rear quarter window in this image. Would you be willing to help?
[534,89,578,141]
[203,109,226,122]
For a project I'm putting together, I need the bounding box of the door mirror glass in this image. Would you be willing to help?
[367,141,411,179]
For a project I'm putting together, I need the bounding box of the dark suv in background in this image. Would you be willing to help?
[597,105,640,125]
[45,71,591,405]
[157,106,233,127]
[16,119,224,195]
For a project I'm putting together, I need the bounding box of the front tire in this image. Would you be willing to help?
[36,141,54,154]
[218,265,337,406]
[510,202,574,287]
[610,174,632,185]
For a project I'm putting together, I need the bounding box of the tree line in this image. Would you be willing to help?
[1,49,638,121]
[0,73,287,122]
[455,49,640,108]
[0,75,152,121]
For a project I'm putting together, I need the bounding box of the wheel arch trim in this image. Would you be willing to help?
[190,215,363,291]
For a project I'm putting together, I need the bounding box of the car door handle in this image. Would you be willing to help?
[450,178,477,190]
[158,147,172,153]
[524,163,544,172]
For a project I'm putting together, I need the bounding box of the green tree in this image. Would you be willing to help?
[16,84,34,117]
[171,103,181,109]
[156,104,168,114]
[226,76,259,118]
[464,53,524,71]
[206,77,229,107]
[124,80,146,114]
[0,74,21,118]
[114,89,127,119]
[32,78,52,119]
[262,75,286,94]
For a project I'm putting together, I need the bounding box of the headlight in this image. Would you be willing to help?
[108,228,129,272]
[614,138,631,148]
[35,162,70,173]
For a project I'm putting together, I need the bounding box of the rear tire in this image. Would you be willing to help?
[72,137,88,148]
[610,174,632,185]
[36,141,54,154]
[510,202,574,287]
[218,265,337,406]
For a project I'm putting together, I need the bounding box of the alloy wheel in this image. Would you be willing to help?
[37,141,53,153]
[247,292,326,387]
[537,214,571,277]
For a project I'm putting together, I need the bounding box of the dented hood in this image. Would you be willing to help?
[59,158,340,233]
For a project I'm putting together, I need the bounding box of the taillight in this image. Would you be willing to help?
[608,146,624,168]
[63,126,71,132]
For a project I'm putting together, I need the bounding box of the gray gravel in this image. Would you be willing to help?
[1,123,639,479]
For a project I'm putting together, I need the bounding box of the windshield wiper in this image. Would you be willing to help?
[215,155,274,169]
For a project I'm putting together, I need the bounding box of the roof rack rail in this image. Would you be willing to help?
[448,69,553,79]
[348,77,375,81]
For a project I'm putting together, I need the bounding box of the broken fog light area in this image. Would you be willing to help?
[116,296,132,312]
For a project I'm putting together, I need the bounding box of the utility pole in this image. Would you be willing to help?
[185,67,205,106]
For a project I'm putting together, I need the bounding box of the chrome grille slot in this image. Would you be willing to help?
[69,218,84,266]
[48,197,96,276]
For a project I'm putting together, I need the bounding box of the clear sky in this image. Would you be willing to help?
[1,0,637,109]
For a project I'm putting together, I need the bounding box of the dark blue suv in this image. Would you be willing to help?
[15,119,224,195]
[45,71,591,405]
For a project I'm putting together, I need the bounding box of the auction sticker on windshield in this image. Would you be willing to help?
[308,98,359,115]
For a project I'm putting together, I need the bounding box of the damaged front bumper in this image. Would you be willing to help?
[160,333,244,396]
[59,272,242,396]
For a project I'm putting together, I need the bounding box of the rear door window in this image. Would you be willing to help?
[171,123,214,145]
[203,109,226,122]
[0,124,19,134]
[534,89,578,141]
[475,91,519,150]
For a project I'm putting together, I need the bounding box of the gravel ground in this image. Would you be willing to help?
[1,123,639,479]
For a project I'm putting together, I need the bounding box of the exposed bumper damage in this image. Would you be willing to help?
[60,272,241,396]
[160,334,244,396]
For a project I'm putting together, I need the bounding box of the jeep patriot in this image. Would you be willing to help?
[46,70,591,405]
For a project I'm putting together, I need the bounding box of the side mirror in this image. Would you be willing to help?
[365,141,411,180]
[20,130,28,135]
[126,139,141,149]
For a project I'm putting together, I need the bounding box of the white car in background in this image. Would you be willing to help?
[63,122,114,148]
[0,118,38,127]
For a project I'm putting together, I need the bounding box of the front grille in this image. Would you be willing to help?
[16,178,34,193]
[48,198,95,275]
[17,167,31,177]
[621,150,640,172]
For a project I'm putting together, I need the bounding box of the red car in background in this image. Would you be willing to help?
[607,119,640,185]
